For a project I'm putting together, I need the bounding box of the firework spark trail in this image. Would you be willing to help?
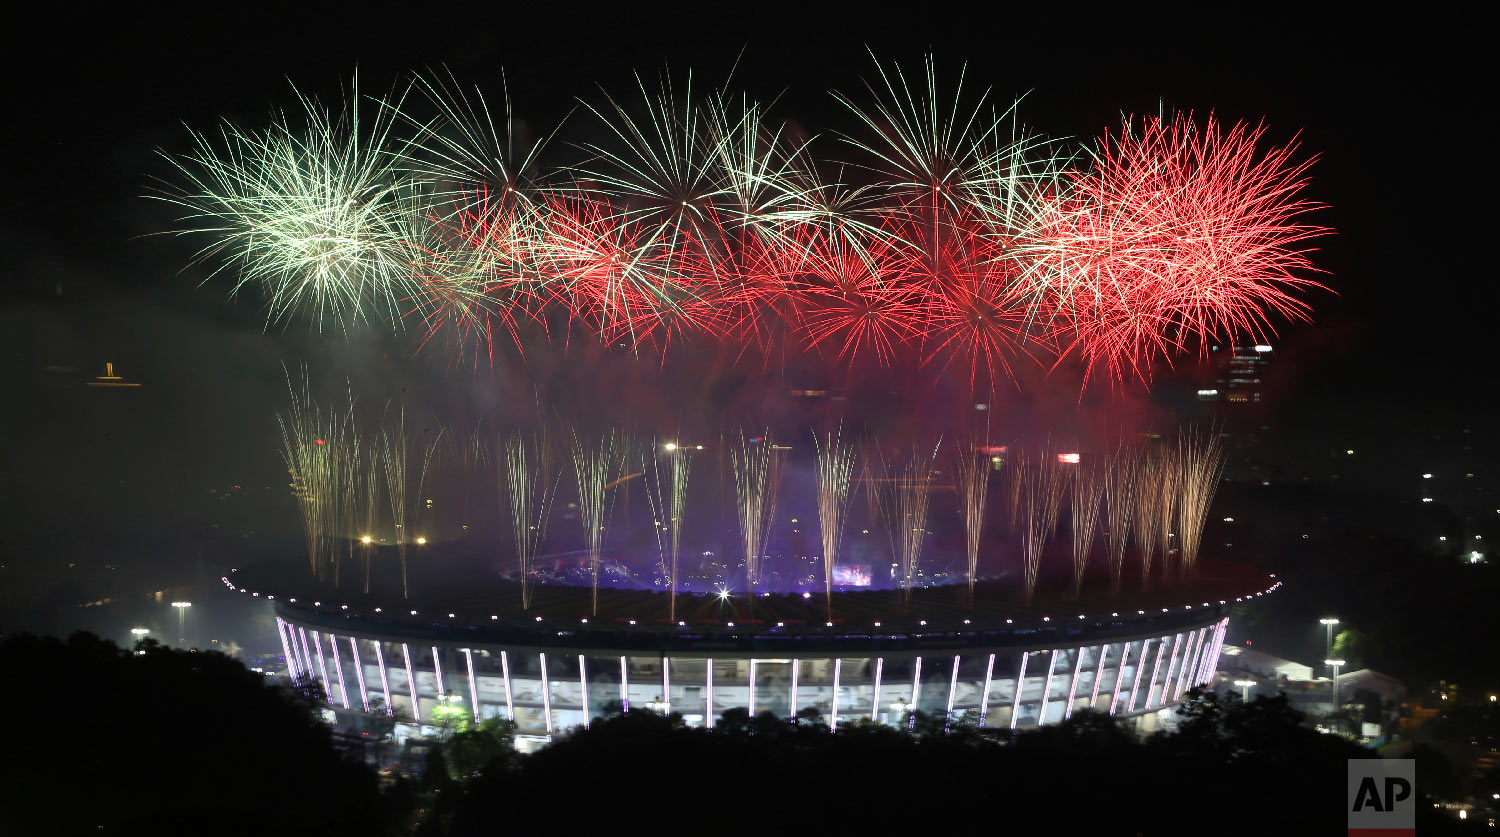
[361,441,381,593]
[1070,457,1105,597]
[162,59,1329,389]
[277,372,327,579]
[569,428,626,614]
[1156,444,1180,579]
[639,439,672,590]
[1103,443,1140,594]
[1019,450,1067,604]
[813,426,857,621]
[1006,451,1024,530]
[1132,446,1170,589]
[505,431,558,609]
[731,430,782,588]
[1175,426,1228,578]
[896,438,943,609]
[667,443,692,622]
[334,394,360,587]
[153,75,425,334]
[860,443,905,587]
[380,407,442,599]
[951,437,991,605]
[1045,113,1327,382]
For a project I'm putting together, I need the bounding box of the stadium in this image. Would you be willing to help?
[232,557,1277,752]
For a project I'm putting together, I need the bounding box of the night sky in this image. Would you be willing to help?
[1,8,1490,639]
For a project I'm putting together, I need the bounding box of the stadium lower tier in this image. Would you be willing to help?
[274,606,1229,747]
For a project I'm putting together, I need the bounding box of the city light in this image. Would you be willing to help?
[663,442,677,451]
[361,535,372,544]
[415,536,427,545]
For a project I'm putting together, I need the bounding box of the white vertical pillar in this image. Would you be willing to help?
[349,637,369,713]
[1126,638,1152,713]
[705,658,713,728]
[978,653,996,727]
[579,654,590,728]
[1089,644,1111,709]
[1039,649,1059,725]
[1193,624,1216,686]
[1109,642,1132,716]
[1202,618,1229,685]
[328,633,349,709]
[1199,624,1216,684]
[1143,636,1168,710]
[1064,646,1087,720]
[500,650,514,721]
[1176,629,1205,701]
[431,646,445,701]
[1009,651,1031,730]
[463,648,480,722]
[296,628,315,683]
[748,659,757,717]
[619,655,629,713]
[871,658,883,723]
[1158,633,1184,708]
[661,657,671,717]
[944,655,960,728]
[373,640,393,716]
[539,652,553,733]
[789,659,800,721]
[311,631,332,704]
[910,656,923,717]
[401,643,420,721]
[830,659,843,731]
[275,619,299,681]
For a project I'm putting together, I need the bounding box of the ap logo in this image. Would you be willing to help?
[1348,759,1414,835]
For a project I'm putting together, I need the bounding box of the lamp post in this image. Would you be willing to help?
[1325,659,1345,708]
[1319,617,1339,659]
[130,627,149,654]
[1233,679,1256,702]
[171,601,192,645]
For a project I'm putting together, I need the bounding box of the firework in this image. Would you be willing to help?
[667,442,693,621]
[951,437,992,604]
[1102,443,1140,594]
[569,428,626,614]
[278,374,330,579]
[154,76,424,333]
[1019,450,1066,604]
[360,441,381,593]
[381,407,442,598]
[1175,427,1228,578]
[1069,458,1105,597]
[1046,113,1327,382]
[160,58,1327,389]
[731,431,783,588]
[813,426,857,620]
[276,371,365,584]
[1131,444,1176,589]
[505,431,558,609]
[895,439,942,608]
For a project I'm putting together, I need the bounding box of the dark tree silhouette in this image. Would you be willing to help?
[0,632,400,837]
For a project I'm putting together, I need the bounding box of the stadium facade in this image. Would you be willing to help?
[241,572,1279,751]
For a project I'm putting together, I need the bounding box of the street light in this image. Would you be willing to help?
[171,602,192,645]
[1319,617,1340,659]
[1325,659,1345,707]
[1233,679,1256,702]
